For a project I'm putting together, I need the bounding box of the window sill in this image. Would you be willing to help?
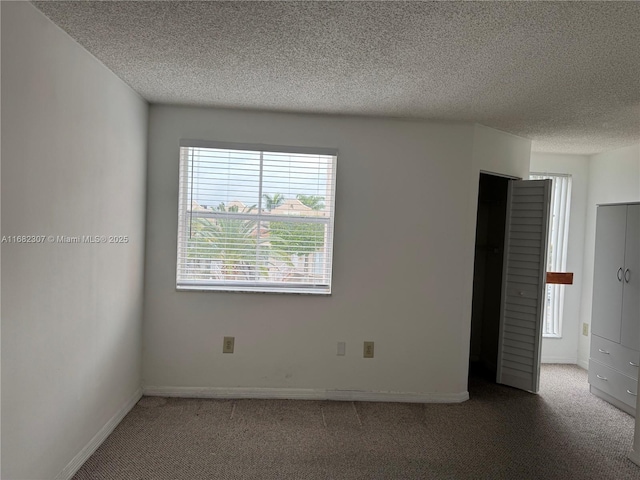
[176,284,331,295]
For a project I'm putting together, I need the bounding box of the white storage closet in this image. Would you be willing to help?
[589,203,640,416]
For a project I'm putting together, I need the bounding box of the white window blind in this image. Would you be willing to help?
[530,172,572,337]
[177,140,337,294]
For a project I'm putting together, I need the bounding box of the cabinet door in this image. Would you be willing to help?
[592,205,627,343]
[621,205,640,351]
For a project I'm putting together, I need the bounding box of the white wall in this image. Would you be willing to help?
[1,3,148,479]
[530,153,590,364]
[0,3,3,473]
[142,107,531,399]
[578,143,640,369]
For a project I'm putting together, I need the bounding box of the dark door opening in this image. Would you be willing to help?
[469,173,509,382]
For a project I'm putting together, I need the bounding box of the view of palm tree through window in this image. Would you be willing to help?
[177,144,337,294]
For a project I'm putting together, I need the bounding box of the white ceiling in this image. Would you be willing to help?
[33,1,640,154]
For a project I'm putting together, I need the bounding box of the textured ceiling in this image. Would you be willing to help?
[33,1,640,154]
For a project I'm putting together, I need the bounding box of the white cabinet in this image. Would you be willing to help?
[621,206,640,351]
[589,203,640,416]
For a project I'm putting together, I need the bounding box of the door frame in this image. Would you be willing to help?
[468,171,519,379]
[469,171,549,394]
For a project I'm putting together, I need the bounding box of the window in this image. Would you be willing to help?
[530,172,572,337]
[177,140,337,294]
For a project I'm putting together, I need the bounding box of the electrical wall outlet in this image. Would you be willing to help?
[363,341,374,358]
[582,323,589,336]
[223,336,235,354]
[337,342,346,356]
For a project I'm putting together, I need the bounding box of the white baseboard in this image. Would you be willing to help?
[577,359,589,370]
[541,356,578,364]
[55,388,143,480]
[142,386,469,404]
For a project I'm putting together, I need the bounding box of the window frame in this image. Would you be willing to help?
[176,139,338,295]
[529,172,572,338]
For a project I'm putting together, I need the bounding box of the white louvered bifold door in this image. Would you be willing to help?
[496,179,552,393]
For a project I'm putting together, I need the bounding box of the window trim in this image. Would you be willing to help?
[530,172,572,338]
[180,139,338,157]
[176,139,338,295]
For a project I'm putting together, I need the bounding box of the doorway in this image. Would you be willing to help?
[469,173,509,381]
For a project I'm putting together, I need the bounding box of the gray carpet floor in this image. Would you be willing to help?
[73,365,640,479]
